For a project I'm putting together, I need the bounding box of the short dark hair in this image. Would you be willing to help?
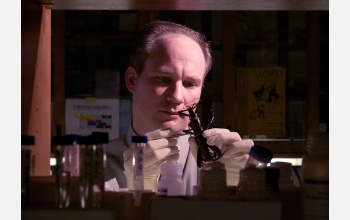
[129,20,212,76]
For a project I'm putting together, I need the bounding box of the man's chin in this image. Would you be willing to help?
[160,121,187,135]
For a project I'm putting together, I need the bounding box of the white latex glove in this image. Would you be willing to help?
[189,128,254,186]
[123,129,180,192]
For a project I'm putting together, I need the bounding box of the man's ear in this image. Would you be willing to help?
[125,66,138,93]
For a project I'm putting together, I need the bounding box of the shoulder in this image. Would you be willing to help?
[106,134,128,156]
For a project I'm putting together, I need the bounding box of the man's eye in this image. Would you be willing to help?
[157,77,170,82]
[184,82,197,88]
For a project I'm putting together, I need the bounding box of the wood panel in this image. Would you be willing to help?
[22,0,41,135]
[21,0,52,176]
[222,11,236,131]
[51,0,328,10]
[306,12,320,134]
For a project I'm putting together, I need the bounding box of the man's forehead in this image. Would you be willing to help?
[155,33,200,50]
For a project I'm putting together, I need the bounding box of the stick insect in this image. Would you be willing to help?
[178,101,223,168]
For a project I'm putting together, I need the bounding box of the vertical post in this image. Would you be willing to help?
[278,12,289,68]
[278,11,289,137]
[21,0,52,176]
[53,10,66,136]
[222,11,236,131]
[306,12,320,134]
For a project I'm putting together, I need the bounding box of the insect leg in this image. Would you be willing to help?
[178,110,190,117]
[182,128,194,135]
[207,145,224,160]
[203,109,215,130]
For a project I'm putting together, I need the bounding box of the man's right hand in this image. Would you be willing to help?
[123,129,180,191]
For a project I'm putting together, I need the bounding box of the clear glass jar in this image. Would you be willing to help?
[132,135,148,206]
[52,135,70,208]
[77,132,109,209]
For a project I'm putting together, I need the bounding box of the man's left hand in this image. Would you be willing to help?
[188,128,254,186]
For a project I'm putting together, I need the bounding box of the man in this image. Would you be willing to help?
[105,20,254,195]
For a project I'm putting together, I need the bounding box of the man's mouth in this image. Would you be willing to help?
[160,110,179,116]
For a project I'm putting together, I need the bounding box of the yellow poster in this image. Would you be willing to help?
[236,68,286,138]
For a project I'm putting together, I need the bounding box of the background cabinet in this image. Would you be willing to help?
[52,10,328,158]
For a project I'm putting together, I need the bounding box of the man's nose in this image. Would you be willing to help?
[167,82,184,104]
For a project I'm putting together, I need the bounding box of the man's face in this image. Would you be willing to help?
[126,33,206,135]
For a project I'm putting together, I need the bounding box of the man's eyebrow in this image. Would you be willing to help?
[186,76,204,85]
[155,66,174,74]
[186,75,201,81]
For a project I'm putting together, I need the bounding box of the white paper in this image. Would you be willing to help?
[65,99,119,140]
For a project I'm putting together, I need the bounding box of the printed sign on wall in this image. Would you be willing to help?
[65,98,119,140]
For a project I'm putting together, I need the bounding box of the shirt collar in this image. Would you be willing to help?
[126,124,137,147]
